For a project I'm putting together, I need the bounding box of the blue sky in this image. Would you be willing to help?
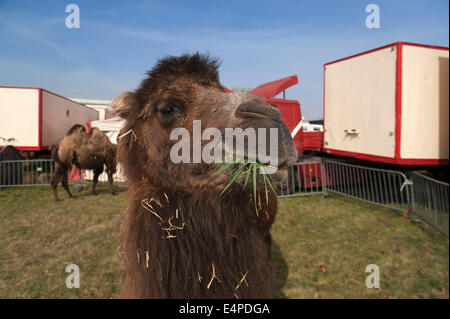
[0,0,448,120]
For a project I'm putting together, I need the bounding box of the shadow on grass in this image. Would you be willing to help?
[272,240,289,299]
[73,184,128,197]
[51,183,128,201]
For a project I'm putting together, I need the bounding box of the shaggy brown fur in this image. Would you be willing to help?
[113,53,297,298]
[51,125,117,201]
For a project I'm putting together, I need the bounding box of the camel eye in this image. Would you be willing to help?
[160,106,175,117]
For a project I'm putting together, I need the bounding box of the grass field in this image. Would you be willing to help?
[0,184,448,299]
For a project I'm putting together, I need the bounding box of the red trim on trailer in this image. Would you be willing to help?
[395,43,403,160]
[0,86,41,90]
[325,42,397,66]
[322,64,326,151]
[38,88,42,149]
[398,41,449,51]
[0,146,46,151]
[408,159,450,165]
[324,41,449,67]
[323,148,449,165]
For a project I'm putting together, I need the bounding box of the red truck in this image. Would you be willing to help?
[241,74,323,189]
[241,74,324,158]
[247,75,304,156]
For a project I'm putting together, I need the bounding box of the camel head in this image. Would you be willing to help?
[112,53,297,194]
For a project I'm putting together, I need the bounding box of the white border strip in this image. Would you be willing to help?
[291,120,303,138]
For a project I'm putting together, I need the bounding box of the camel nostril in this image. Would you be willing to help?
[236,99,282,122]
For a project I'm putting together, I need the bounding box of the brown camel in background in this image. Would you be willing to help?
[113,53,297,298]
[50,124,117,201]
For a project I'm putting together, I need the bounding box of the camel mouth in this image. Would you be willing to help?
[213,156,291,190]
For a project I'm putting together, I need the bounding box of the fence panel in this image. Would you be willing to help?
[0,159,84,192]
[409,172,449,238]
[322,160,411,213]
[0,159,117,193]
[277,160,324,197]
[0,159,55,187]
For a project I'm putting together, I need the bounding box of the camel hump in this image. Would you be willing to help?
[67,124,86,135]
[88,127,101,135]
[90,128,113,144]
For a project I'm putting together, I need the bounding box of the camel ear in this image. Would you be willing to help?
[111,92,138,120]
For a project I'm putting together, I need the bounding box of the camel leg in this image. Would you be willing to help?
[107,170,116,195]
[92,167,103,195]
[51,165,64,201]
[61,171,75,198]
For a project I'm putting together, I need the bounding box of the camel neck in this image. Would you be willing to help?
[121,184,276,298]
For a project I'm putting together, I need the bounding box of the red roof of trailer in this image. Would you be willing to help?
[250,75,298,98]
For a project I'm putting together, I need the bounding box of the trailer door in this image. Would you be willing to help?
[324,45,397,159]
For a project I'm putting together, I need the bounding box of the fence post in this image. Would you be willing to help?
[406,178,419,223]
[321,159,328,197]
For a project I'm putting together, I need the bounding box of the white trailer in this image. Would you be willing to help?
[0,87,99,150]
[69,98,114,121]
[323,42,449,165]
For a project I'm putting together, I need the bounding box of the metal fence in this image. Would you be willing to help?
[276,159,413,214]
[409,172,449,237]
[0,159,127,194]
[0,159,54,187]
[322,160,412,212]
[277,160,324,197]
[277,159,448,238]
[0,159,85,193]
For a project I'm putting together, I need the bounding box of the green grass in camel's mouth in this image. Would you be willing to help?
[212,157,276,217]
